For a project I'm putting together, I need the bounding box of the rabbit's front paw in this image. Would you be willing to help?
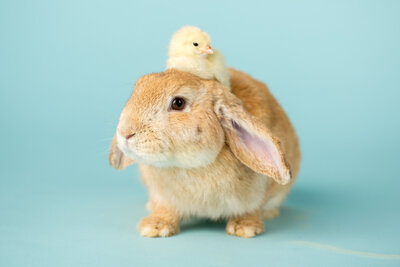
[137,216,179,237]
[226,214,264,238]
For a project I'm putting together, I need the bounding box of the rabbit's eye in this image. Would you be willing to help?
[170,97,186,111]
[193,42,199,47]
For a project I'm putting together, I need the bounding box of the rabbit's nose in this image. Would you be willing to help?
[125,133,136,140]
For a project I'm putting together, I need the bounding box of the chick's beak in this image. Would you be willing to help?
[202,45,213,54]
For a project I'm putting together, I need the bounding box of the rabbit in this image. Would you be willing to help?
[109,68,300,238]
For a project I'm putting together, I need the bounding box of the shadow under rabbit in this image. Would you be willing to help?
[178,205,307,235]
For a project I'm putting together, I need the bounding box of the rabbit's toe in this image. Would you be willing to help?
[226,216,264,238]
[137,216,179,237]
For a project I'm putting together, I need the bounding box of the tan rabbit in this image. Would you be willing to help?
[109,68,300,238]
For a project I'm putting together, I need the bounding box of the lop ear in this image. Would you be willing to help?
[214,89,291,185]
[109,135,133,170]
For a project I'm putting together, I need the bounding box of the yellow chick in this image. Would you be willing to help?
[166,26,230,88]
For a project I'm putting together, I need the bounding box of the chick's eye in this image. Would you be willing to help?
[193,42,199,47]
[170,97,186,111]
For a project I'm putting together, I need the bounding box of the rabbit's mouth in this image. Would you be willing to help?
[116,133,179,168]
[116,132,220,169]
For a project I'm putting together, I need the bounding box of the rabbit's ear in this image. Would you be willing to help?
[214,89,291,185]
[109,135,133,170]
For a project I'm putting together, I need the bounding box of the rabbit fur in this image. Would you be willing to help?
[109,68,300,238]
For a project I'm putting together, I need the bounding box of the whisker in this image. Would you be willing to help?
[98,137,114,142]
[97,147,111,156]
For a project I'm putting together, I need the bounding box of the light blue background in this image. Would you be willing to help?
[1,0,399,266]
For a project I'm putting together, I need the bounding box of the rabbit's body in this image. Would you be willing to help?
[109,68,300,238]
[140,145,269,220]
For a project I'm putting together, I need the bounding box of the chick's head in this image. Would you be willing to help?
[168,26,213,57]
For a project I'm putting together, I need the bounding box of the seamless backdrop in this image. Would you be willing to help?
[1,1,400,266]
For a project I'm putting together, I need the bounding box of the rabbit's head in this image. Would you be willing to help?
[110,70,291,185]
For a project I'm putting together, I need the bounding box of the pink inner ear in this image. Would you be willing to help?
[232,120,281,171]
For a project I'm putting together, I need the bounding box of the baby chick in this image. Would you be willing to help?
[166,26,230,88]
